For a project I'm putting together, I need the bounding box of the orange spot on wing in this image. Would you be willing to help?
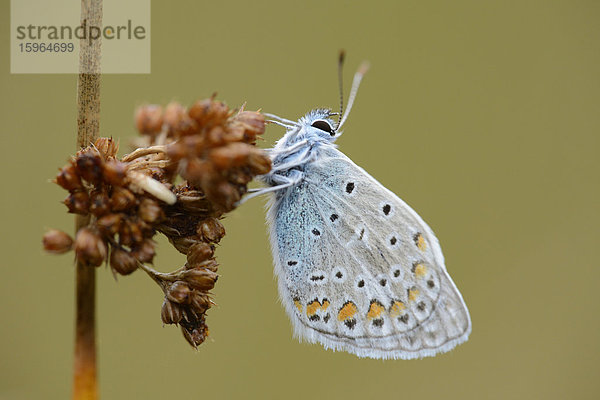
[415,234,427,251]
[367,301,385,319]
[414,263,427,278]
[408,288,420,302]
[389,301,406,317]
[294,299,303,313]
[306,299,330,316]
[337,301,357,321]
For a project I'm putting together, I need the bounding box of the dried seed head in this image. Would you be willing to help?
[186,242,214,267]
[138,198,163,223]
[198,218,225,243]
[42,229,74,254]
[182,268,218,291]
[55,163,82,191]
[63,191,90,214]
[103,160,127,186]
[110,248,139,275]
[135,104,164,135]
[161,298,182,325]
[46,96,271,351]
[74,227,107,267]
[167,281,191,304]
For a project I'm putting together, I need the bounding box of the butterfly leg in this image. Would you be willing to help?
[270,147,312,172]
[237,170,303,205]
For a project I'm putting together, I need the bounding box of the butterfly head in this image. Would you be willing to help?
[299,108,341,143]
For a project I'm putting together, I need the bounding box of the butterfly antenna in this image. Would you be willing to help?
[335,50,346,131]
[337,60,370,130]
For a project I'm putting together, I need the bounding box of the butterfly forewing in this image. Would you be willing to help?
[268,146,471,359]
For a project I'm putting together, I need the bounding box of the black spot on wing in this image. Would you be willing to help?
[345,182,355,194]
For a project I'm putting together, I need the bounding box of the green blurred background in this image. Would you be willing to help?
[1,1,599,399]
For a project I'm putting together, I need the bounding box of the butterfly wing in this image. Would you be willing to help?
[266,146,471,360]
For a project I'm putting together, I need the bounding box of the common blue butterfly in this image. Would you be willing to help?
[248,56,471,359]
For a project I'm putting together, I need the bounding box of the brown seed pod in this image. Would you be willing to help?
[209,142,254,169]
[198,218,225,243]
[165,141,189,162]
[189,291,212,314]
[110,187,137,211]
[138,198,163,223]
[42,229,74,254]
[75,149,104,185]
[247,149,272,175]
[63,190,90,215]
[180,324,208,348]
[118,222,133,247]
[110,247,139,275]
[74,227,107,267]
[89,190,110,217]
[135,104,164,135]
[131,239,155,263]
[197,259,219,273]
[103,159,127,186]
[161,298,182,325]
[96,213,123,236]
[55,163,83,191]
[230,110,265,142]
[212,181,242,212]
[166,281,191,304]
[186,242,214,267]
[183,158,212,184]
[127,220,144,245]
[188,98,230,128]
[164,102,197,136]
[205,126,228,146]
[168,236,200,255]
[182,268,218,291]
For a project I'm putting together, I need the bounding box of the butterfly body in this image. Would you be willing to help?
[260,108,471,360]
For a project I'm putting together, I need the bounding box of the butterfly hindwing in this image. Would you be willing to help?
[267,146,471,359]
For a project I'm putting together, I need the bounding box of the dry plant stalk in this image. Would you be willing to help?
[73,0,102,398]
[44,98,271,348]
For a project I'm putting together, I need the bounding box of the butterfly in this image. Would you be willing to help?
[248,56,471,359]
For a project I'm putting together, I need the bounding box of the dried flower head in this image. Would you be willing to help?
[45,97,270,348]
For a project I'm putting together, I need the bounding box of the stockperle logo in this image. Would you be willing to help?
[11,0,150,74]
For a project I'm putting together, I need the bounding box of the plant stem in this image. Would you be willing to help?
[73,1,102,399]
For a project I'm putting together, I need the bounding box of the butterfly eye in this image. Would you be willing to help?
[311,120,335,136]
